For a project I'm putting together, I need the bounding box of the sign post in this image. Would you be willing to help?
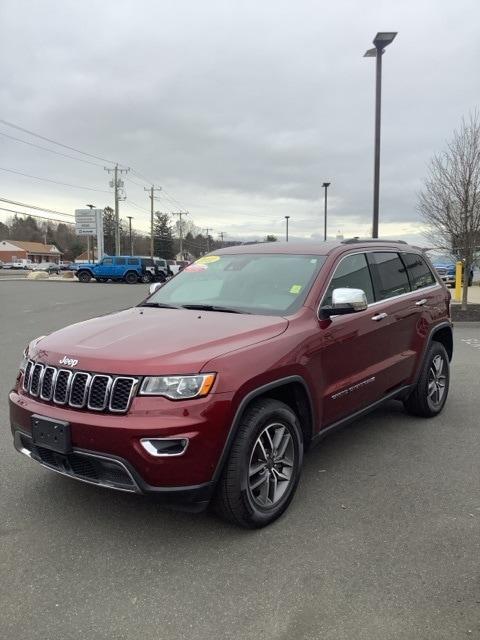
[75,209,104,262]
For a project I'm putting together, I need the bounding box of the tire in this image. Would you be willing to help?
[214,398,303,528]
[403,341,450,417]
[77,270,91,283]
[141,272,152,284]
[157,272,166,283]
[125,271,138,284]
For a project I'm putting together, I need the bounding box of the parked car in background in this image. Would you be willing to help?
[12,260,34,270]
[432,255,474,287]
[75,256,163,284]
[33,262,61,275]
[2,262,14,269]
[58,261,71,271]
[11,239,452,528]
[0,260,3,269]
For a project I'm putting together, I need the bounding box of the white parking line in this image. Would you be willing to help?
[461,338,480,350]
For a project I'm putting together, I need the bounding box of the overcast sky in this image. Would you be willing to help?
[1,0,479,243]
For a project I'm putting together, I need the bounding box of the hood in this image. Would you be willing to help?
[31,307,288,375]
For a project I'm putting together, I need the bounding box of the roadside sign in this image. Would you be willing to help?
[74,209,104,259]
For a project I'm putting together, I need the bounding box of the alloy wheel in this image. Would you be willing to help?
[248,423,295,508]
[428,354,447,407]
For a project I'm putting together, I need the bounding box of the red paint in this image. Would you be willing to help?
[9,241,451,500]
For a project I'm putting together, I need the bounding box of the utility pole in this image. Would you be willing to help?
[202,228,213,253]
[322,182,330,242]
[218,231,226,247]
[285,216,290,242]
[144,185,162,258]
[105,164,129,255]
[173,211,189,259]
[127,216,134,256]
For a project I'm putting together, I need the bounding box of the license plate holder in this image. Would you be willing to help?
[31,415,72,454]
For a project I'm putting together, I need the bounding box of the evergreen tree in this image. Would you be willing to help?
[153,212,174,259]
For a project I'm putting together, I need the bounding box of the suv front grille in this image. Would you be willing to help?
[23,360,138,413]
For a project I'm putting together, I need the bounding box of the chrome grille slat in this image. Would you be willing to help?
[24,362,137,413]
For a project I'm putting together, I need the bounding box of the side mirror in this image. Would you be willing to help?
[319,287,368,319]
[149,282,163,295]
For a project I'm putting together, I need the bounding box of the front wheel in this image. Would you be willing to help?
[141,272,152,283]
[403,342,450,417]
[214,398,303,528]
[77,270,91,283]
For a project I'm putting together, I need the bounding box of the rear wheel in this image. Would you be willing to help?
[77,270,91,283]
[125,271,138,284]
[214,398,303,528]
[403,342,450,417]
[141,272,152,283]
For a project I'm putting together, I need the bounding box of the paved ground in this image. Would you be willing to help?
[0,281,479,640]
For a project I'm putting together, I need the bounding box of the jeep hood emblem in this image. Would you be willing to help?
[59,355,79,368]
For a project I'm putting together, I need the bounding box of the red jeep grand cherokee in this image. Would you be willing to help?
[10,239,452,528]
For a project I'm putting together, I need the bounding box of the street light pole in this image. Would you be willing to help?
[285,215,290,242]
[127,216,133,256]
[364,31,397,238]
[322,182,330,241]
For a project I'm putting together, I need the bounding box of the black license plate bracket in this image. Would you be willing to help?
[31,415,72,454]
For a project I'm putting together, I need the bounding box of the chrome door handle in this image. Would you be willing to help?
[371,312,388,321]
[415,298,428,306]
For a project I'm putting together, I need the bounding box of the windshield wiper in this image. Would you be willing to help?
[138,302,183,309]
[180,304,251,314]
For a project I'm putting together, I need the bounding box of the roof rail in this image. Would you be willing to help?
[341,237,407,245]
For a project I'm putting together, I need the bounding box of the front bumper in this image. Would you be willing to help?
[9,387,235,507]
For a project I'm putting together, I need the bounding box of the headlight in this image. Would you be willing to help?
[139,373,216,399]
[20,335,46,371]
[19,347,29,372]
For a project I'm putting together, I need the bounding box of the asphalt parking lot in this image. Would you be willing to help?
[1,281,479,640]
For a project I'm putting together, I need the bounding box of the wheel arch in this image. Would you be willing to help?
[430,323,453,361]
[212,375,315,483]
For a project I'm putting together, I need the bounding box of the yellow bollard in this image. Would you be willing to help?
[454,261,463,302]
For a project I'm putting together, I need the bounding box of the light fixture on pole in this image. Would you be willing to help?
[322,182,330,241]
[285,215,290,242]
[364,31,397,238]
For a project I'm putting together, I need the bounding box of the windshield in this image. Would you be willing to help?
[146,253,326,315]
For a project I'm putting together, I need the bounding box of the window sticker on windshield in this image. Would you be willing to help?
[289,284,303,294]
[196,255,220,265]
[185,263,208,272]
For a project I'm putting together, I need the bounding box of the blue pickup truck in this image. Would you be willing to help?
[432,258,474,287]
[75,256,168,284]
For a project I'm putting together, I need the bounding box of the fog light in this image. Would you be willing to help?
[140,438,189,457]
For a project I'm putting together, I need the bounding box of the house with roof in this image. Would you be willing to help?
[0,240,62,264]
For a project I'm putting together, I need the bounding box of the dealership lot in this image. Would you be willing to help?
[0,281,479,640]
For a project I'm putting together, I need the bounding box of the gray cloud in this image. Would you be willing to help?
[1,0,479,242]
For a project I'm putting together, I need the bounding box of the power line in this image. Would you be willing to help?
[0,167,111,193]
[0,197,73,217]
[0,207,75,225]
[0,131,105,168]
[0,118,122,166]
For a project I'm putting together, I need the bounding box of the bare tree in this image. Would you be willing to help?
[418,110,480,309]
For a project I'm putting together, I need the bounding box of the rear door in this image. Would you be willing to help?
[366,251,418,388]
[113,257,127,278]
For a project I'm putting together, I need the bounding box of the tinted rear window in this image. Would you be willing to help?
[401,253,436,290]
[128,258,138,265]
[368,252,410,300]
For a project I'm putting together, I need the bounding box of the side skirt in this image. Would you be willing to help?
[310,384,413,448]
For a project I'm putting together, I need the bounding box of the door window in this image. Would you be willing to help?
[102,258,113,265]
[401,253,436,290]
[323,253,374,306]
[115,258,126,266]
[128,258,138,265]
[368,252,410,300]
